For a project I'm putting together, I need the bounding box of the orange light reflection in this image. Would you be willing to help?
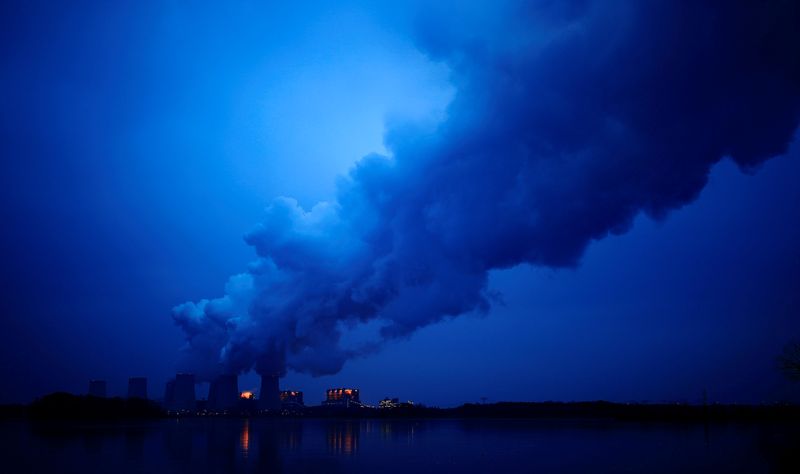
[240,419,250,457]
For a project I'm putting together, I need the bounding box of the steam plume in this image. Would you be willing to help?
[173,0,800,379]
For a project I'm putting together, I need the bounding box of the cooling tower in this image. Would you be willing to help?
[127,377,147,399]
[88,380,107,398]
[208,373,239,412]
[258,374,280,411]
[171,373,196,412]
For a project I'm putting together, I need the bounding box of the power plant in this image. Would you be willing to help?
[87,373,370,416]
[160,373,282,414]
[127,377,147,399]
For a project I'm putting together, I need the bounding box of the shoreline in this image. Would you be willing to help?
[3,395,799,423]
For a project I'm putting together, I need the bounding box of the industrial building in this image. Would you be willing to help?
[280,390,304,406]
[379,397,414,409]
[240,390,255,400]
[88,380,106,398]
[127,377,147,399]
[324,388,360,407]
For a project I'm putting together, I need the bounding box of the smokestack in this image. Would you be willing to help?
[88,380,106,398]
[171,373,196,412]
[127,377,147,399]
[258,374,280,411]
[208,374,239,412]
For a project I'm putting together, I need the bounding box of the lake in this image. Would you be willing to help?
[1,418,798,473]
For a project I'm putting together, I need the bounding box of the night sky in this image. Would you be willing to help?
[1,0,799,406]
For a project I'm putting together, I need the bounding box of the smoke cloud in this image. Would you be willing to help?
[173,0,800,380]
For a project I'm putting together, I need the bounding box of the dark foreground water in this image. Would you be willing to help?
[1,418,799,473]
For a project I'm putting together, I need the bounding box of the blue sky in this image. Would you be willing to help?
[1,0,798,405]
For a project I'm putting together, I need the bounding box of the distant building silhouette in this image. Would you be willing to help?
[259,374,281,411]
[127,377,147,399]
[208,374,239,412]
[88,380,106,398]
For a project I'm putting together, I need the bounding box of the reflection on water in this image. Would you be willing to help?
[239,419,249,458]
[378,419,415,444]
[327,421,359,455]
[280,420,303,451]
[2,418,799,473]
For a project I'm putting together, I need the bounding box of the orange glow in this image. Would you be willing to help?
[280,390,302,401]
[240,391,254,399]
[240,419,250,457]
[326,388,359,401]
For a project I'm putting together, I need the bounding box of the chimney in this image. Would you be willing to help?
[258,374,280,411]
[88,380,107,398]
[208,374,239,412]
[127,377,148,399]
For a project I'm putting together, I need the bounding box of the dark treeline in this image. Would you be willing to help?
[310,401,800,422]
[2,395,799,422]
[25,393,164,420]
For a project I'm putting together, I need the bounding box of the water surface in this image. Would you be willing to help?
[2,418,798,473]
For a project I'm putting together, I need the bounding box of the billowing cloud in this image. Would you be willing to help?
[173,0,800,380]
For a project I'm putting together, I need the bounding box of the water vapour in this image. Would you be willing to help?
[173,0,800,379]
